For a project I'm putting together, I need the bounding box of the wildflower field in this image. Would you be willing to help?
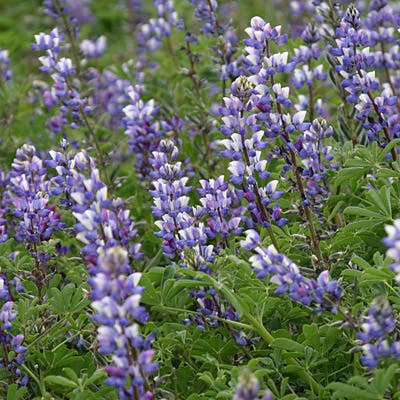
[1,0,400,398]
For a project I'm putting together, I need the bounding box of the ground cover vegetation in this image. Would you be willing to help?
[1,0,400,398]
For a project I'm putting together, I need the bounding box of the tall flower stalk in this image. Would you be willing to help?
[49,148,157,397]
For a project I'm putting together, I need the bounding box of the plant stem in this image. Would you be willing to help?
[142,248,163,273]
[21,364,46,397]
[166,36,179,69]
[26,317,68,350]
[153,304,253,331]
[54,0,82,79]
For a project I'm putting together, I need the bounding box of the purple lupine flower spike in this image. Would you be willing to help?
[356,297,399,367]
[0,49,12,84]
[90,246,158,398]
[384,219,400,286]
[242,229,342,313]
[0,274,27,386]
[6,144,65,264]
[51,147,156,396]
[32,26,92,133]
[122,87,166,181]
[218,77,287,229]
[150,139,195,259]
[137,0,183,52]
[233,368,274,400]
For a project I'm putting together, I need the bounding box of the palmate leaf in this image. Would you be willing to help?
[365,187,392,218]
[342,202,390,241]
[335,167,370,186]
[336,140,400,187]
[358,268,394,287]
[139,274,162,306]
[327,382,378,399]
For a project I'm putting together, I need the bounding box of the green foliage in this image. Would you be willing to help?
[1,0,400,399]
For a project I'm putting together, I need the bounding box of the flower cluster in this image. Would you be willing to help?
[125,0,145,27]
[137,0,182,52]
[5,144,65,268]
[0,170,10,242]
[32,27,92,134]
[196,175,244,242]
[241,229,342,313]
[48,148,157,394]
[243,16,289,76]
[122,86,165,180]
[187,0,242,83]
[188,0,219,35]
[330,5,400,150]
[290,23,329,120]
[0,274,27,387]
[33,0,103,138]
[89,246,157,399]
[42,0,93,27]
[49,149,142,270]
[219,77,287,229]
[0,49,12,84]
[149,139,195,259]
[294,118,336,204]
[384,219,400,286]
[233,369,273,400]
[356,297,399,367]
[150,139,224,270]
[80,36,106,59]
[150,140,248,340]
[65,0,95,25]
[88,68,131,133]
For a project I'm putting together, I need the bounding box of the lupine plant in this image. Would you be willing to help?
[1,0,400,399]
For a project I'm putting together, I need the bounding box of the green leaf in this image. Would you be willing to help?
[44,375,78,388]
[359,268,394,286]
[341,269,362,278]
[302,324,321,351]
[376,167,400,179]
[322,327,341,353]
[328,382,379,399]
[284,364,306,375]
[366,187,392,218]
[327,200,345,222]
[6,384,27,400]
[343,207,383,218]
[340,218,386,233]
[139,275,161,306]
[85,368,107,385]
[336,167,369,186]
[70,391,96,400]
[374,364,397,395]
[351,255,372,270]
[48,274,62,290]
[271,338,306,353]
[62,367,78,382]
[379,138,400,161]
